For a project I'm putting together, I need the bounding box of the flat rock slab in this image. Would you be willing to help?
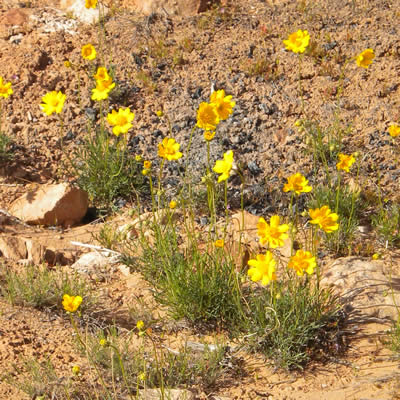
[9,183,88,227]
[321,256,400,321]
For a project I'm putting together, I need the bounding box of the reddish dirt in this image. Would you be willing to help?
[1,0,400,399]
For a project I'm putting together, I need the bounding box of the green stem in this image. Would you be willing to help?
[69,315,111,397]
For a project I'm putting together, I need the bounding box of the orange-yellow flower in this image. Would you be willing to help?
[288,250,316,276]
[283,30,310,54]
[91,78,115,101]
[309,206,339,233]
[81,44,96,60]
[40,91,66,116]
[213,150,233,183]
[336,153,355,173]
[62,294,82,313]
[143,160,152,169]
[158,137,183,161]
[0,77,13,98]
[283,173,312,195]
[210,89,235,120]
[257,215,289,249]
[94,67,110,81]
[169,200,177,209]
[247,251,277,286]
[388,124,400,138]
[85,0,97,8]
[196,102,219,131]
[214,239,224,248]
[107,107,135,136]
[356,49,375,68]
[204,131,216,141]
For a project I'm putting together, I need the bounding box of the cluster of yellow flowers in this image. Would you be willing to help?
[283,29,375,69]
[92,66,115,101]
[196,89,235,141]
[247,172,341,286]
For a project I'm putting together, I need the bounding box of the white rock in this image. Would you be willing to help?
[60,0,109,24]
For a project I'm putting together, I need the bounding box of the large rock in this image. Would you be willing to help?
[122,0,210,16]
[321,257,400,321]
[9,183,88,227]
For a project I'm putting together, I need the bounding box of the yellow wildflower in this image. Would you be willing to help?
[309,206,339,233]
[288,250,316,276]
[135,155,142,162]
[156,110,164,117]
[143,160,152,169]
[169,200,177,209]
[107,107,135,136]
[388,124,400,138]
[81,44,96,61]
[62,294,82,313]
[138,372,146,381]
[85,0,97,8]
[91,78,115,101]
[336,153,355,173]
[64,60,72,68]
[40,91,66,116]
[214,239,224,248]
[283,173,312,195]
[257,215,289,249]
[283,30,310,54]
[158,137,183,161]
[372,253,380,260]
[136,320,145,330]
[0,77,13,98]
[142,169,150,176]
[210,89,235,120]
[72,365,80,376]
[247,251,277,286]
[99,338,108,347]
[204,131,216,141]
[213,150,234,183]
[356,49,375,68]
[94,67,110,81]
[196,102,219,131]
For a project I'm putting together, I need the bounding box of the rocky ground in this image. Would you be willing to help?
[1,0,400,398]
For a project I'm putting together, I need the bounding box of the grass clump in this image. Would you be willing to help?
[81,326,230,393]
[372,203,400,247]
[245,282,342,369]
[72,128,145,209]
[0,132,12,163]
[1,264,94,313]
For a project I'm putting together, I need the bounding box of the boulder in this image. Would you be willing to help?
[321,257,400,321]
[122,0,210,16]
[9,183,88,227]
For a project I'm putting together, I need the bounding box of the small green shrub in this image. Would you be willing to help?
[1,264,95,312]
[309,184,363,255]
[372,203,400,247]
[0,132,12,164]
[72,128,145,209]
[245,281,343,369]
